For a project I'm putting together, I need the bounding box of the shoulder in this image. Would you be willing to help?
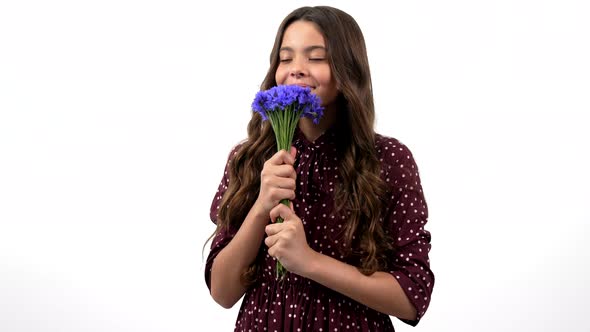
[224,139,248,163]
[374,133,422,188]
[374,133,416,166]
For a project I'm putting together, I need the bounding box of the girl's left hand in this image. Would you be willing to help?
[264,204,316,276]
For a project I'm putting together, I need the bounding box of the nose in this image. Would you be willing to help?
[291,71,304,79]
[289,58,307,78]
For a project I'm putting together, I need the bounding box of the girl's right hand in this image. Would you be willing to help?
[253,147,297,218]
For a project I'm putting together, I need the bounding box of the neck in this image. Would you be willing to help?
[298,104,337,142]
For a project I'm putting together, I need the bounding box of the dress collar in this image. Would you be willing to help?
[292,126,338,153]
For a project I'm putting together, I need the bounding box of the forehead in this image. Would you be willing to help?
[280,20,326,49]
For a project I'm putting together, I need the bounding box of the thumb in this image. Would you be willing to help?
[290,146,297,159]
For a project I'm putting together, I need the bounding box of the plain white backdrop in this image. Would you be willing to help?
[1,0,589,331]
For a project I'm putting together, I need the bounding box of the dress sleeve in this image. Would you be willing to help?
[204,144,242,292]
[380,139,434,326]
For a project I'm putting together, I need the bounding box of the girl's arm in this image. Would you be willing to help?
[265,204,418,320]
[304,251,417,320]
[209,205,268,308]
[209,148,297,308]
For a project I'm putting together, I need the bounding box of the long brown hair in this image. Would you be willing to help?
[213,6,392,286]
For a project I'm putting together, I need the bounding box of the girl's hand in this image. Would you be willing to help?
[253,147,297,217]
[264,203,317,276]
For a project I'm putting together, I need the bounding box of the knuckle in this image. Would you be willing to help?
[273,246,282,255]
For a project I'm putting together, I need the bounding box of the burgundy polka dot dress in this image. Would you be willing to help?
[206,128,434,331]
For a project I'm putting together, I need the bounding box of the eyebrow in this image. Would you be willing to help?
[279,45,326,53]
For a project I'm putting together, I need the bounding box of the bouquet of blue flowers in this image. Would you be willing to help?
[251,85,324,280]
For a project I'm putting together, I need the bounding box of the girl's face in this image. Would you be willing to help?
[275,20,339,108]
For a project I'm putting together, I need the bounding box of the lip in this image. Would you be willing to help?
[292,83,315,89]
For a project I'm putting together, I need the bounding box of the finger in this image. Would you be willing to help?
[265,223,282,235]
[264,234,278,248]
[290,146,297,160]
[269,203,294,223]
[272,176,296,190]
[272,165,297,179]
[267,149,295,166]
[267,246,280,260]
[268,188,296,203]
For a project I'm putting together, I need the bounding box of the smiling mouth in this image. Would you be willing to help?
[293,83,315,89]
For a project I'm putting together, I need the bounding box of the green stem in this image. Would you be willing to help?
[267,106,304,281]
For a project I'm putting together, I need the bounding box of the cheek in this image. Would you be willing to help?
[316,68,334,87]
[275,67,287,84]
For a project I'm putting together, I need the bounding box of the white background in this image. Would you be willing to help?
[1,0,589,331]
